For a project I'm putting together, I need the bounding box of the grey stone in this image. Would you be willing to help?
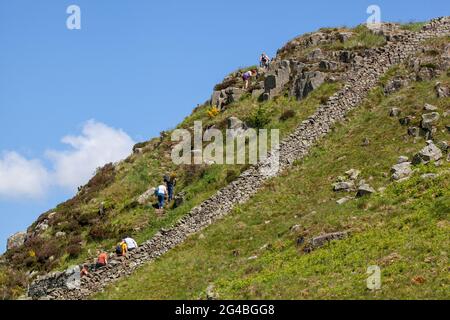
[333,181,355,192]
[308,48,324,61]
[435,82,449,98]
[412,141,443,165]
[356,184,375,197]
[389,107,401,117]
[408,126,420,137]
[305,231,349,251]
[336,196,352,205]
[291,71,325,100]
[420,173,438,180]
[345,169,361,180]
[424,103,438,111]
[397,156,409,164]
[391,162,413,180]
[137,187,156,205]
[55,232,66,238]
[319,60,338,71]
[7,231,27,251]
[421,112,440,130]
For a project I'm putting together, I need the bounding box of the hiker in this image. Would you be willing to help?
[155,182,168,209]
[242,69,257,89]
[164,173,177,202]
[115,240,128,257]
[260,52,270,69]
[124,236,138,252]
[80,264,89,277]
[96,252,108,269]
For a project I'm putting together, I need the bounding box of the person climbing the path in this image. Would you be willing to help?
[260,52,270,69]
[155,182,168,209]
[115,240,128,257]
[124,236,138,252]
[164,173,177,202]
[96,251,108,269]
[80,264,89,277]
[242,69,257,89]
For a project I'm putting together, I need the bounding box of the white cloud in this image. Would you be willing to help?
[0,152,50,199]
[0,120,135,199]
[46,120,135,190]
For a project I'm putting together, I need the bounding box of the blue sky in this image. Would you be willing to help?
[0,0,448,252]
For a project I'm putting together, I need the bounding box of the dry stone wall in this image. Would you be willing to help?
[28,17,450,300]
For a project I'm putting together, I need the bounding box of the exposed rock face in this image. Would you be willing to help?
[319,60,338,71]
[211,87,245,110]
[308,48,324,61]
[7,231,27,251]
[291,71,325,100]
[28,16,450,301]
[263,60,291,100]
[412,141,443,165]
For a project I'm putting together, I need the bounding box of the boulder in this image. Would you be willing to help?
[345,169,360,180]
[7,231,27,251]
[173,191,186,209]
[424,103,438,111]
[389,107,401,117]
[412,141,443,165]
[304,231,349,252]
[55,232,66,238]
[421,112,440,130]
[264,60,291,99]
[356,184,375,197]
[435,82,449,98]
[291,71,325,100]
[333,181,355,192]
[397,156,409,164]
[391,162,413,181]
[137,187,156,205]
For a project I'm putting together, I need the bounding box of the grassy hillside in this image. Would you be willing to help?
[95,66,449,299]
[1,21,446,300]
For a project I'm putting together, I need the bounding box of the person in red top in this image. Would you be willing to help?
[96,252,108,269]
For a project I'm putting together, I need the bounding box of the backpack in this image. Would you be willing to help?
[115,245,123,255]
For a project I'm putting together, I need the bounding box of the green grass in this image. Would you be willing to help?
[400,22,426,32]
[95,72,449,300]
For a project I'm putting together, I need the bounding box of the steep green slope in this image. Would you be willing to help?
[95,66,449,299]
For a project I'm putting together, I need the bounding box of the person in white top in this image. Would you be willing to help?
[124,237,138,251]
[156,183,168,209]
